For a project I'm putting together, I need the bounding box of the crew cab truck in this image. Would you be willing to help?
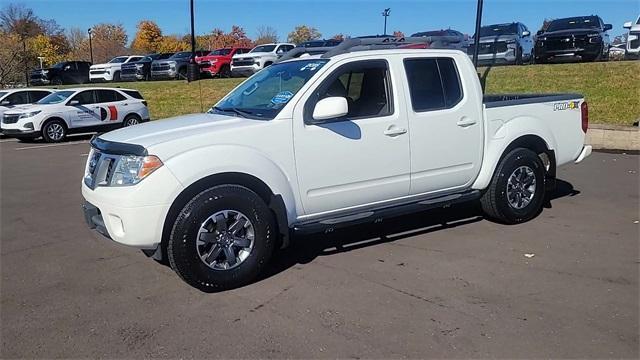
[535,15,612,63]
[196,47,251,78]
[230,43,295,76]
[81,38,592,291]
[2,87,149,142]
[90,56,144,82]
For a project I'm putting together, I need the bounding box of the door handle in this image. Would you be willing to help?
[384,126,407,137]
[457,116,476,127]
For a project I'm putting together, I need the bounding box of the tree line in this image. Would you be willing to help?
[1,3,388,86]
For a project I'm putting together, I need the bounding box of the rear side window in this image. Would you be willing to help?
[4,91,30,105]
[122,90,144,100]
[403,58,463,112]
[96,90,126,103]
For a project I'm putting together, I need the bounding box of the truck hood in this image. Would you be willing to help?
[233,52,272,59]
[473,34,519,44]
[196,55,226,62]
[90,63,120,70]
[98,113,265,150]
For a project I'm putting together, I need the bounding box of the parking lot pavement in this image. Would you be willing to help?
[1,138,638,358]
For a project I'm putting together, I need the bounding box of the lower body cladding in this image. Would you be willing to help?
[81,165,184,250]
[0,128,39,138]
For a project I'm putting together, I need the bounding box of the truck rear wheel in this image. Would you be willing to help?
[167,184,276,291]
[480,148,545,224]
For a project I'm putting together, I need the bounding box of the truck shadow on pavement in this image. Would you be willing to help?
[258,179,579,283]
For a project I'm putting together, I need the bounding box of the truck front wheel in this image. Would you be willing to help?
[480,148,545,224]
[167,184,276,291]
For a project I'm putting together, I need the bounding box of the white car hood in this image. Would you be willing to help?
[3,104,48,115]
[98,113,267,150]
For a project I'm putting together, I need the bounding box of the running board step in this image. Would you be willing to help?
[294,190,481,235]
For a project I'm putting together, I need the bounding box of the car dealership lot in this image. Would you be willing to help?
[1,139,637,358]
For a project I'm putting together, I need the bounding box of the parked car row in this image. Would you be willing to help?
[0,87,149,142]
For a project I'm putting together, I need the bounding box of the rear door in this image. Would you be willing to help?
[401,56,483,195]
[293,58,410,215]
[95,89,127,124]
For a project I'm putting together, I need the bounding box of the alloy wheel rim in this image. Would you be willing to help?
[47,123,64,140]
[506,166,536,209]
[196,210,255,271]
[125,118,138,126]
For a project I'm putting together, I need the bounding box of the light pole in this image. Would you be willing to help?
[382,8,391,36]
[37,56,44,69]
[87,28,93,64]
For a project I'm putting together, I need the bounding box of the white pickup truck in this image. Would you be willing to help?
[81,40,591,291]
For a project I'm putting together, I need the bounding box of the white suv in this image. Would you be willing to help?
[230,43,295,76]
[89,56,144,82]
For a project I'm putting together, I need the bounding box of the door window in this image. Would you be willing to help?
[29,91,51,103]
[403,57,463,112]
[70,90,96,105]
[4,92,29,105]
[309,60,393,120]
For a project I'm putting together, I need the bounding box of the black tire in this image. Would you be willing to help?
[263,62,273,68]
[219,65,231,78]
[51,77,63,85]
[113,71,121,82]
[41,119,67,143]
[480,148,546,224]
[167,185,276,291]
[178,67,187,80]
[515,47,523,65]
[122,114,141,127]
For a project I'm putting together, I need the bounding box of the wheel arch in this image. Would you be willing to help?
[41,116,68,131]
[159,171,292,263]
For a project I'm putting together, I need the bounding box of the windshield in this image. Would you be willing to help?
[51,62,66,69]
[170,51,191,59]
[547,17,600,32]
[37,90,75,104]
[108,57,128,64]
[211,59,329,120]
[0,92,7,99]
[251,45,276,53]
[478,24,518,37]
[209,48,232,56]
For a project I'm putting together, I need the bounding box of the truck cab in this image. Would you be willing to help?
[82,38,591,291]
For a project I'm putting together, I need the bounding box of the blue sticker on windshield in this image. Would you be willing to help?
[271,91,294,104]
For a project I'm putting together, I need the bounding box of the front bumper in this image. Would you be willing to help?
[121,72,144,81]
[0,128,39,138]
[536,44,602,61]
[151,69,178,79]
[574,145,592,164]
[81,165,184,249]
[471,49,518,65]
[89,72,113,82]
[231,64,260,76]
[29,77,50,85]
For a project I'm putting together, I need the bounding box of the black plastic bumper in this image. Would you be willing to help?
[0,129,39,138]
[82,201,111,239]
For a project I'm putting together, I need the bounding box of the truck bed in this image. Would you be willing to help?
[483,93,583,108]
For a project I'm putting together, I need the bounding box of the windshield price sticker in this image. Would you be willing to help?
[271,91,294,104]
[300,62,323,71]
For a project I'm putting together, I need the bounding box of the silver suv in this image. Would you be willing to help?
[468,22,534,65]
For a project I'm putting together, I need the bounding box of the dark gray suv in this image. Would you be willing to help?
[468,22,534,65]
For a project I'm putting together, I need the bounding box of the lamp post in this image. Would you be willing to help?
[382,8,391,36]
[87,28,93,64]
[37,56,44,69]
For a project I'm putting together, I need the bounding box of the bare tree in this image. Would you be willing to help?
[255,25,278,45]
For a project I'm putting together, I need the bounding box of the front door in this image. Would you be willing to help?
[67,90,100,128]
[293,58,411,216]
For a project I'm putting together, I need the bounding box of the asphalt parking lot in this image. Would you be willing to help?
[1,136,638,358]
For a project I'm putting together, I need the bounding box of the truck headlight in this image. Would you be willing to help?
[19,110,41,119]
[110,155,163,186]
[587,34,601,43]
[42,70,49,74]
[135,64,144,69]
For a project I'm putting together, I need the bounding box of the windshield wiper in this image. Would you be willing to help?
[212,106,257,119]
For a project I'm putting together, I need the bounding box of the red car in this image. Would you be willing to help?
[196,47,252,78]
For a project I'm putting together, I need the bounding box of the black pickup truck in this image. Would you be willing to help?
[30,61,92,85]
[534,15,612,63]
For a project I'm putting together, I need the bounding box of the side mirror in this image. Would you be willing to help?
[67,100,80,106]
[311,97,348,122]
[604,24,612,31]
[0,100,10,106]
[522,30,530,37]
[536,30,544,36]
[623,21,632,29]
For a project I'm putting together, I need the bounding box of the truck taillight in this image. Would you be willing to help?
[581,101,588,133]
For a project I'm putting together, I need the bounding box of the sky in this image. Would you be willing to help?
[16,0,640,43]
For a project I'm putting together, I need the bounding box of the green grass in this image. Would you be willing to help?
[75,61,639,125]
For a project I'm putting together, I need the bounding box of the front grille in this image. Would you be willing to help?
[232,59,254,67]
[30,73,45,80]
[543,36,586,51]
[84,149,118,189]
[121,67,137,75]
[152,63,171,71]
[469,41,508,55]
[630,33,640,48]
[2,114,19,124]
[90,69,106,74]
